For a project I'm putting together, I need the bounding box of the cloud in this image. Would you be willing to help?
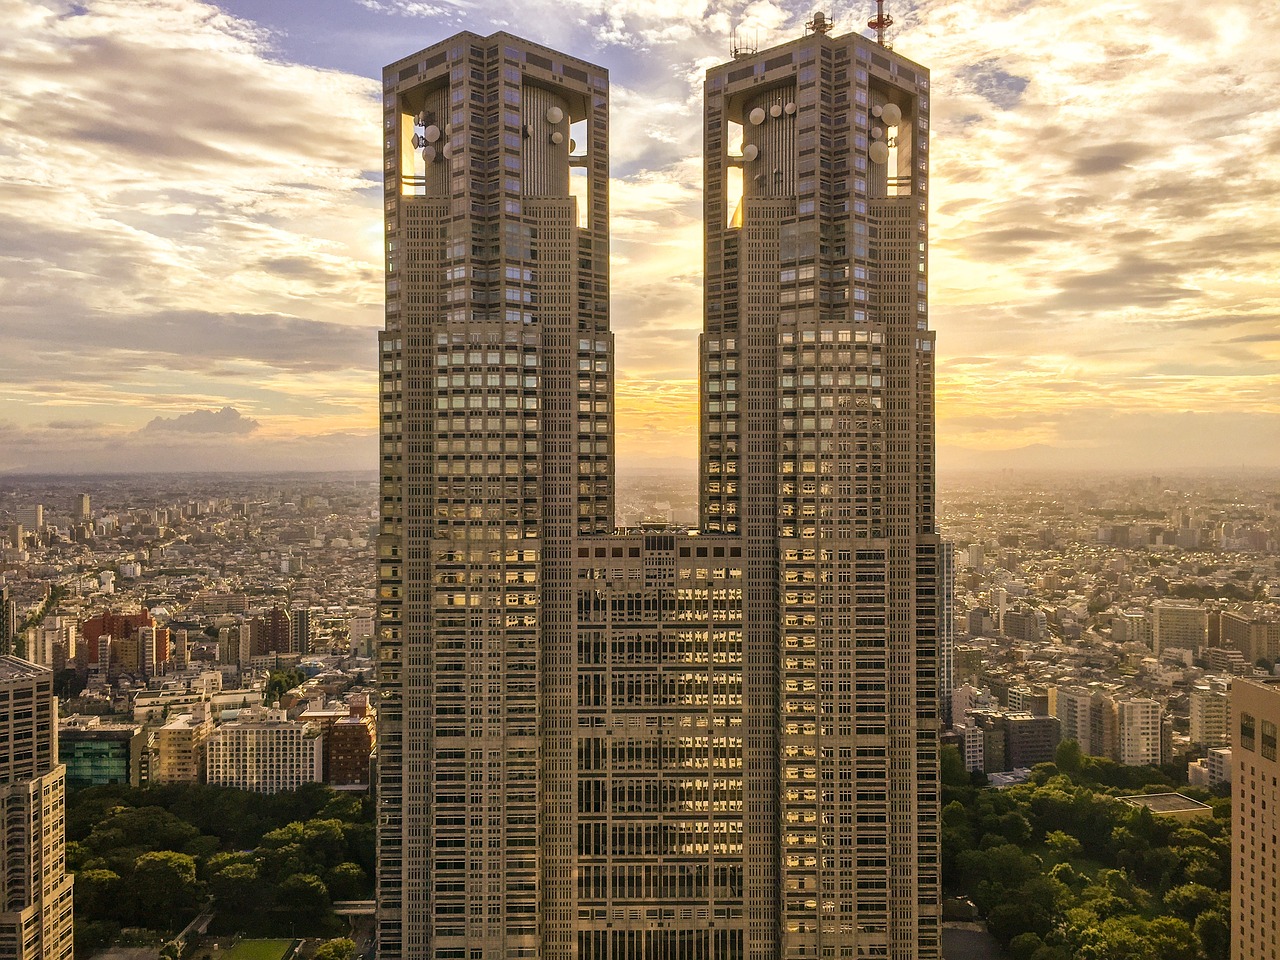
[2,0,1279,473]
[142,406,260,434]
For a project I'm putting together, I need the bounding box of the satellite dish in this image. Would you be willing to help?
[414,111,426,126]
[881,103,902,126]
[444,123,453,135]
[422,145,436,163]
[872,104,883,118]
[743,143,759,161]
[784,102,797,115]
[424,125,441,143]
[749,107,765,125]
[551,131,564,145]
[569,138,578,152]
[546,106,564,124]
[871,126,884,140]
[411,133,425,149]
[442,143,453,159]
[868,141,890,164]
[769,103,783,118]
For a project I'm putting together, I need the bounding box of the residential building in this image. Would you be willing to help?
[205,706,322,794]
[0,657,74,960]
[329,698,376,789]
[1190,677,1232,748]
[1115,698,1162,767]
[1222,608,1280,666]
[1153,600,1209,656]
[151,708,213,784]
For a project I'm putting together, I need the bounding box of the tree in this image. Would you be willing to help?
[1045,830,1082,860]
[1055,739,1082,775]
[277,872,330,925]
[941,744,969,787]
[131,850,203,928]
[74,868,122,920]
[1194,909,1230,960]
[313,938,358,960]
[326,861,369,901]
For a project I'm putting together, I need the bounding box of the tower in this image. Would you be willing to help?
[703,19,938,959]
[377,33,610,960]
[0,657,75,960]
[379,18,938,960]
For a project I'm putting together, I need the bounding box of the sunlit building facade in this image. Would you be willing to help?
[378,20,937,960]
[702,20,939,959]
[1233,678,1280,960]
[377,31,610,960]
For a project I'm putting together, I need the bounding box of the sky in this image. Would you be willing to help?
[1,0,1278,476]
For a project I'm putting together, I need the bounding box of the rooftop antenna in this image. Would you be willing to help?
[731,25,758,59]
[868,0,893,46]
[806,10,834,34]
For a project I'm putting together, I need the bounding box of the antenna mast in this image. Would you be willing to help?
[806,11,834,35]
[868,0,893,46]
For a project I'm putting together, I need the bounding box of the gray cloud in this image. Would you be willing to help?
[143,406,260,434]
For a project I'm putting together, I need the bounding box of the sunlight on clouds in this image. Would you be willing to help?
[1,0,1279,471]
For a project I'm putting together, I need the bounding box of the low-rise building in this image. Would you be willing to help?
[58,716,148,788]
[205,706,322,794]
[151,708,213,784]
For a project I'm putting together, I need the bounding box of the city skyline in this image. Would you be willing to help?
[2,0,1279,476]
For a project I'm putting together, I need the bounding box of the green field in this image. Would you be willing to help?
[212,941,294,960]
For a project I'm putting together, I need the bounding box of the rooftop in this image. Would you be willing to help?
[1118,793,1213,816]
[0,655,52,682]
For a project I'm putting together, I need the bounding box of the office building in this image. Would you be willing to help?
[205,706,323,794]
[378,17,937,960]
[16,505,43,533]
[1152,600,1209,656]
[1233,678,1280,960]
[0,657,74,960]
[59,716,149,788]
[292,605,315,655]
[75,494,91,521]
[702,19,938,957]
[378,30,611,960]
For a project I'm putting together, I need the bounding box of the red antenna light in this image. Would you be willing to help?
[868,0,893,46]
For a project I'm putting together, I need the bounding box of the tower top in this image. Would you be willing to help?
[806,11,833,34]
[868,0,894,46]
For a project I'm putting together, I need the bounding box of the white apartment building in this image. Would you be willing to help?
[205,706,322,794]
[1116,698,1162,767]
[1191,677,1232,748]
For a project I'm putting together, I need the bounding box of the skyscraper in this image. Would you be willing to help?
[378,18,937,960]
[1233,678,1280,960]
[377,32,610,960]
[0,656,75,960]
[702,18,938,957]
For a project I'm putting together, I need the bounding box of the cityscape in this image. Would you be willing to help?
[1,2,1278,960]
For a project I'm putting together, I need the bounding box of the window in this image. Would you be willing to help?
[1242,712,1256,751]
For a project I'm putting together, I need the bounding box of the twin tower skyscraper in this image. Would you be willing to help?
[377,16,939,960]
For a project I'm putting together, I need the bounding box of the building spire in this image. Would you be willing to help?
[868,0,894,46]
